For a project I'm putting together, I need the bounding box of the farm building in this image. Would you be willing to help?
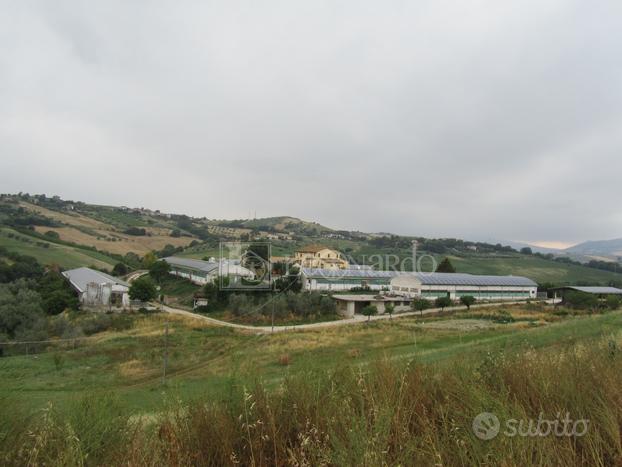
[301,268,537,301]
[162,256,254,286]
[332,294,412,318]
[550,286,622,296]
[300,267,398,291]
[391,273,537,301]
[62,267,130,308]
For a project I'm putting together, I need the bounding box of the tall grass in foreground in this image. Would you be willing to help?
[3,336,622,466]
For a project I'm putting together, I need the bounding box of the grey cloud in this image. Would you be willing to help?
[1,0,621,244]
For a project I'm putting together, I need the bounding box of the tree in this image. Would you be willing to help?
[520,247,533,255]
[435,296,453,311]
[149,260,171,284]
[460,295,476,310]
[435,258,456,273]
[0,280,46,338]
[564,291,598,310]
[129,277,157,302]
[361,305,378,322]
[112,262,129,276]
[37,271,79,314]
[385,303,395,319]
[412,298,431,317]
[203,278,230,310]
[606,295,621,310]
[142,251,157,269]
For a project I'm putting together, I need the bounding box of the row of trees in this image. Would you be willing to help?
[563,291,621,311]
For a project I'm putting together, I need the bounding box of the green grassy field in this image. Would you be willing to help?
[2,306,620,415]
[450,254,622,284]
[0,228,118,270]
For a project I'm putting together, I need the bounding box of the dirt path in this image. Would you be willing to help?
[161,300,548,334]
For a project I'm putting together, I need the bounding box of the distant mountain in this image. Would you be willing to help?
[564,238,622,259]
[486,240,564,255]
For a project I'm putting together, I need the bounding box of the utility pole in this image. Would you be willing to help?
[271,288,275,333]
[163,320,169,385]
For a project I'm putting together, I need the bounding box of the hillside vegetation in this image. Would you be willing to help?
[2,193,622,285]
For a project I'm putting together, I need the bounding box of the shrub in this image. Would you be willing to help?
[460,295,476,310]
[564,291,598,310]
[606,295,621,310]
[412,298,431,316]
[129,277,157,302]
[361,304,378,322]
[124,227,146,236]
[434,296,453,311]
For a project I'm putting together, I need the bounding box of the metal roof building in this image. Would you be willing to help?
[551,286,622,295]
[62,267,129,308]
[62,267,129,293]
[391,273,537,301]
[301,267,537,301]
[162,256,254,285]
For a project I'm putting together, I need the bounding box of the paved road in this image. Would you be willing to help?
[161,300,553,334]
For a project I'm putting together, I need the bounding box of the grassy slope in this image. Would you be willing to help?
[0,228,117,269]
[2,307,621,414]
[5,198,622,284]
[450,254,622,284]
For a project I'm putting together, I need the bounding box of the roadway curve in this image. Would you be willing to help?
[160,300,550,334]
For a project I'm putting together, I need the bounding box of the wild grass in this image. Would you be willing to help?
[2,332,622,465]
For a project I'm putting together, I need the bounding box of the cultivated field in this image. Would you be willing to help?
[0,228,117,269]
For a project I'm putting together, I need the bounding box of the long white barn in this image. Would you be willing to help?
[390,273,537,301]
[300,267,537,301]
[162,256,254,285]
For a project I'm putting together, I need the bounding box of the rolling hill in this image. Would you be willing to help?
[565,237,622,259]
[1,193,622,285]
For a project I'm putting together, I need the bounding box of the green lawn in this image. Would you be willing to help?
[0,228,118,270]
[2,307,620,415]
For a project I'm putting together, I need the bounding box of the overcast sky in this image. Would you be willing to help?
[1,1,621,247]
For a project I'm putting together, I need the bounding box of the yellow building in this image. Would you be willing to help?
[294,245,349,270]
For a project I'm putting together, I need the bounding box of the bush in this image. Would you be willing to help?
[460,295,476,310]
[564,291,599,310]
[129,277,157,302]
[434,296,453,311]
[606,295,621,310]
[44,230,60,240]
[124,227,146,236]
[361,304,378,322]
[412,298,431,315]
[112,263,129,276]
